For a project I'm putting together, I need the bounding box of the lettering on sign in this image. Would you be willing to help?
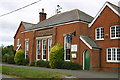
[37,29,52,36]
[71,45,77,52]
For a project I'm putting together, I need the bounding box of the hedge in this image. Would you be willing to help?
[36,60,50,68]
[61,61,81,70]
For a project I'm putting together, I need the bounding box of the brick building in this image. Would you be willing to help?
[14,2,120,72]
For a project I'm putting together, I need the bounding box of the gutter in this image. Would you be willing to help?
[92,47,101,50]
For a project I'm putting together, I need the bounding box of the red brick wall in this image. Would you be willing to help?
[89,6,120,72]
[14,23,35,63]
[24,31,35,63]
[79,39,101,70]
[14,24,25,51]
[56,22,88,63]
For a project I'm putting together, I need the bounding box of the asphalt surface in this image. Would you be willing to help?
[1,64,119,79]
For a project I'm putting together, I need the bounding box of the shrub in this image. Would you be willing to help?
[56,61,64,69]
[61,61,81,70]
[14,49,25,65]
[22,58,29,65]
[36,60,49,68]
[49,43,64,69]
[30,61,36,66]
[7,55,15,64]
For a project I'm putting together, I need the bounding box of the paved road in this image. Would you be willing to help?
[1,64,120,79]
[0,74,25,80]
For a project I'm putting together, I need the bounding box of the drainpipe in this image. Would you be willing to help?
[99,48,102,69]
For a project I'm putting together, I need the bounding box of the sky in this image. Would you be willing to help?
[0,0,119,46]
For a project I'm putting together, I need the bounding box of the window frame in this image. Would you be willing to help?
[25,39,29,59]
[36,40,41,60]
[17,39,20,47]
[106,47,120,63]
[110,25,120,39]
[64,36,70,61]
[48,38,52,61]
[42,39,47,61]
[95,27,104,40]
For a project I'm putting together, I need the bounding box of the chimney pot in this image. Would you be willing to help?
[42,8,44,13]
[39,8,47,22]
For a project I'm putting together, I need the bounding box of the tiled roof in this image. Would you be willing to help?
[107,1,120,14]
[80,35,101,49]
[21,21,35,29]
[24,9,94,31]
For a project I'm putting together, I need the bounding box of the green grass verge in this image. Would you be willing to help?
[1,66,70,79]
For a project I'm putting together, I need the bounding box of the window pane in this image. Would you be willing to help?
[111,27,115,38]
[66,49,70,60]
[108,49,111,60]
[37,40,40,59]
[96,28,104,39]
[38,55,40,59]
[48,38,52,51]
[43,50,46,59]
[25,40,29,59]
[117,49,120,61]
[112,48,116,60]
[43,55,46,59]
[64,36,71,60]
[116,26,120,37]
[101,28,104,38]
[96,29,100,39]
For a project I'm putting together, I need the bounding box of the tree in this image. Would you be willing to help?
[2,45,15,63]
[2,45,14,56]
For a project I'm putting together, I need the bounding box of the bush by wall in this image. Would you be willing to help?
[36,60,49,68]
[14,49,25,65]
[61,61,81,70]
[49,43,64,69]
[22,58,29,65]
[29,61,36,66]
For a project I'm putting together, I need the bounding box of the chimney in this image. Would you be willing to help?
[39,8,47,22]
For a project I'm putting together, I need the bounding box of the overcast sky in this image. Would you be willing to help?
[0,0,119,46]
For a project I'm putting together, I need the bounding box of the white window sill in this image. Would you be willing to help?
[36,59,40,61]
[64,60,70,61]
[96,39,104,41]
[42,59,46,61]
[110,37,120,40]
[107,60,120,63]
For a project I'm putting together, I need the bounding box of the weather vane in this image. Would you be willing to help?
[56,5,62,14]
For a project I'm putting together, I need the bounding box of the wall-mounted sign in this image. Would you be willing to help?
[72,53,77,58]
[71,45,77,52]
[37,29,52,36]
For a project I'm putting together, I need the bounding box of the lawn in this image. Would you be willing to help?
[1,66,70,79]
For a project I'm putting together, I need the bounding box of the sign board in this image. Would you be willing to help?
[72,53,77,58]
[37,29,52,36]
[71,45,77,52]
